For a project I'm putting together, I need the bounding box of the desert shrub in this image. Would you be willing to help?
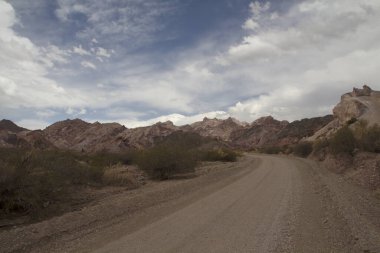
[0,150,58,215]
[293,142,313,157]
[259,146,283,154]
[313,138,329,153]
[359,124,380,153]
[353,119,369,140]
[103,164,142,188]
[346,117,357,125]
[158,131,206,149]
[26,150,105,185]
[200,148,239,162]
[329,126,356,155]
[136,145,197,180]
[0,148,127,217]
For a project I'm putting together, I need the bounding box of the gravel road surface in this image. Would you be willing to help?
[1,154,380,253]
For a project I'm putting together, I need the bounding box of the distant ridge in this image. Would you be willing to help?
[1,85,378,152]
[0,119,28,133]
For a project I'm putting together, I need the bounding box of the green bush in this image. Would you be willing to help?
[313,138,329,153]
[359,124,380,153]
[200,148,239,162]
[158,131,206,149]
[293,142,313,157]
[259,146,283,154]
[0,150,58,215]
[330,126,356,155]
[136,145,197,180]
[0,148,126,217]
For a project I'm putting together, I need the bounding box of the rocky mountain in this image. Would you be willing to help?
[0,119,53,149]
[44,119,127,153]
[309,85,380,141]
[120,121,180,149]
[230,116,289,149]
[228,115,333,149]
[0,85,378,152]
[187,117,248,142]
[0,119,27,133]
[334,85,380,125]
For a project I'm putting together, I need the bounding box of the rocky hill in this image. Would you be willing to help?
[187,117,248,142]
[44,119,127,153]
[309,85,380,141]
[0,119,54,149]
[0,119,27,133]
[0,85,378,152]
[230,116,289,149]
[120,121,180,149]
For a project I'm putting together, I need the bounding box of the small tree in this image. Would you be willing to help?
[360,124,380,153]
[293,142,313,157]
[313,138,329,153]
[330,126,356,155]
[136,145,197,180]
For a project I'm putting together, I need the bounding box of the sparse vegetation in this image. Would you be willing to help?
[354,121,380,153]
[259,146,283,154]
[310,120,380,159]
[293,142,313,157]
[313,138,329,153]
[0,131,240,218]
[103,164,143,188]
[200,148,239,162]
[329,126,357,155]
[0,148,128,218]
[135,144,198,180]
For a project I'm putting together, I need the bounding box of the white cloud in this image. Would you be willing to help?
[4,0,380,128]
[95,47,111,58]
[114,111,230,128]
[228,36,280,62]
[55,2,88,22]
[78,108,87,115]
[16,119,50,130]
[72,44,91,56]
[249,1,270,20]
[41,45,70,66]
[36,109,57,118]
[0,1,85,110]
[242,19,260,31]
[55,0,178,47]
[81,60,96,69]
[66,107,87,116]
[214,0,380,122]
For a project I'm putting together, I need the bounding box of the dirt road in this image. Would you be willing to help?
[93,155,380,253]
[1,154,380,252]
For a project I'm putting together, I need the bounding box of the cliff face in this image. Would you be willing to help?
[310,85,380,141]
[228,115,333,149]
[333,85,380,125]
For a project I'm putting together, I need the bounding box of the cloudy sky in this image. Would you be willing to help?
[1,0,380,129]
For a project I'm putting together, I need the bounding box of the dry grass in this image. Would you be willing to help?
[103,164,145,189]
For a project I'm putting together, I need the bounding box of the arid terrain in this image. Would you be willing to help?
[1,154,380,253]
[1,85,380,253]
[3,0,380,251]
